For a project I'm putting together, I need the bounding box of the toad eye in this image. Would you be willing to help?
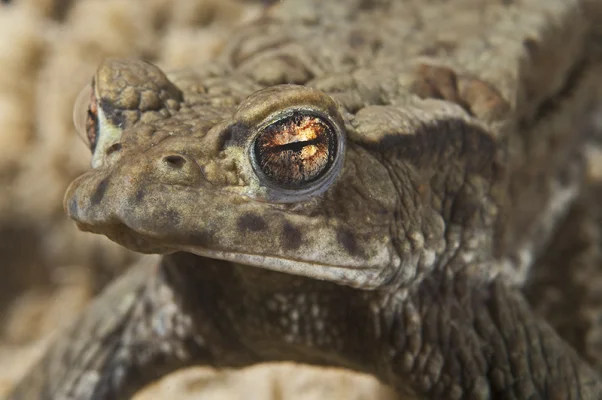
[73,82,99,152]
[253,112,339,190]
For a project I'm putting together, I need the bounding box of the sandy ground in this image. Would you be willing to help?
[0,0,397,398]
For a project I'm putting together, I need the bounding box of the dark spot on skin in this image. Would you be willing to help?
[359,118,498,179]
[99,98,124,127]
[523,37,539,57]
[238,213,267,232]
[135,189,146,203]
[90,178,109,206]
[186,230,214,246]
[160,209,181,227]
[281,221,303,250]
[219,122,249,150]
[337,228,361,256]
[68,197,78,217]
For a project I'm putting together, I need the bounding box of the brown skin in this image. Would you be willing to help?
[9,0,602,398]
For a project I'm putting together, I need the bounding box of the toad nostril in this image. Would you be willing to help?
[162,154,187,169]
[106,142,122,155]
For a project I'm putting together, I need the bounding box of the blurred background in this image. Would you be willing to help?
[0,0,397,398]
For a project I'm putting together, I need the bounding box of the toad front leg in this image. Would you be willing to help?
[7,257,254,400]
[382,271,602,398]
[164,253,602,399]
[10,252,602,399]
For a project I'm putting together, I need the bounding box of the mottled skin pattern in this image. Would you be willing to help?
[9,0,602,399]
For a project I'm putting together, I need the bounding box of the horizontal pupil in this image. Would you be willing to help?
[268,137,321,153]
[252,112,340,191]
